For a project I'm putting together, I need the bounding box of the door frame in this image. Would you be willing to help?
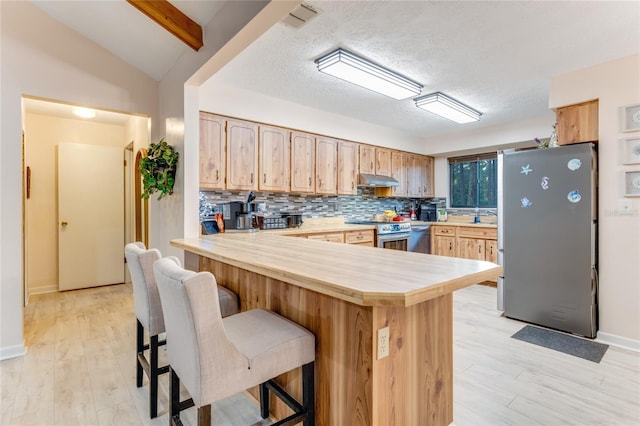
[134,148,150,248]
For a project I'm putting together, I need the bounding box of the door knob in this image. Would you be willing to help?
[61,221,68,227]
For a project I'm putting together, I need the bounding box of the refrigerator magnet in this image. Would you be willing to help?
[567,190,581,203]
[567,159,582,171]
[541,176,549,190]
[521,197,532,208]
[521,164,533,175]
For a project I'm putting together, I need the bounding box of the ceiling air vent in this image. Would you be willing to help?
[282,3,319,29]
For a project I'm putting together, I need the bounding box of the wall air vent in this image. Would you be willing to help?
[282,3,319,29]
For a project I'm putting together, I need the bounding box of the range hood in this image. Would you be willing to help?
[358,173,400,187]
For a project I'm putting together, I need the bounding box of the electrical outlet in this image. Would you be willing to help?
[377,327,389,359]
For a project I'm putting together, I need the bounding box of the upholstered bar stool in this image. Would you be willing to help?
[153,258,316,426]
[124,242,239,418]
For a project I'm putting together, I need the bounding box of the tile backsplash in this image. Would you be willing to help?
[447,207,497,217]
[200,188,445,222]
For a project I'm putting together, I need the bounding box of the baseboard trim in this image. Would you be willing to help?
[0,343,26,360]
[28,285,58,299]
[596,331,640,352]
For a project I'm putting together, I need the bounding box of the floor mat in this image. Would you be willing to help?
[511,325,608,363]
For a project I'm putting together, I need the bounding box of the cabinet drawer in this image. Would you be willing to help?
[433,226,457,236]
[306,232,345,243]
[345,230,374,244]
[458,226,497,239]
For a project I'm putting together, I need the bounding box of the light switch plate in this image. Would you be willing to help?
[618,198,633,215]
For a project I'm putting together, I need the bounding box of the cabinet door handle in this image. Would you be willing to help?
[449,242,452,251]
[376,160,380,169]
[370,161,374,170]
[308,176,312,187]
[216,170,220,180]
[352,181,354,190]
[478,245,482,254]
[250,173,254,184]
[263,173,267,184]
[490,246,493,255]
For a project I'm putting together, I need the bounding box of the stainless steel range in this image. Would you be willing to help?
[349,221,412,251]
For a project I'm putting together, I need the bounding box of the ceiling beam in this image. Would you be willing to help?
[127,0,203,51]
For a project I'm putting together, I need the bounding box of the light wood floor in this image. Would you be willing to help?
[1,283,638,425]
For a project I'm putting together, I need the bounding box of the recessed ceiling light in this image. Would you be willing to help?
[72,107,96,119]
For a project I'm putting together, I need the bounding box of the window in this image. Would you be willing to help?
[449,153,497,208]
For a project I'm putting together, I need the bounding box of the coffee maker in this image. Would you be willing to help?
[223,202,258,231]
[222,201,256,230]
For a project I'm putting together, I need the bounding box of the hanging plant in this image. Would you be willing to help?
[139,139,179,200]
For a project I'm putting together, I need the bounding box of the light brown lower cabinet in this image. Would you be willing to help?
[431,224,498,282]
[485,239,498,263]
[344,230,375,247]
[432,226,457,257]
[306,232,345,243]
[457,238,485,260]
[433,235,456,257]
[293,229,375,247]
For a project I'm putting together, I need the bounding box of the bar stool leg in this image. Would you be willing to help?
[170,368,182,426]
[259,382,269,419]
[136,319,144,388]
[303,362,315,426]
[149,334,159,418]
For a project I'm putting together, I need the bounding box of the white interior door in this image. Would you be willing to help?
[58,143,124,290]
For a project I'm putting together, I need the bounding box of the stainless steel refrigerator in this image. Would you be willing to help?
[497,143,597,338]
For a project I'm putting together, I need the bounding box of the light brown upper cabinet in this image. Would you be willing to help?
[258,125,290,192]
[375,148,392,176]
[316,136,338,195]
[226,119,258,191]
[424,156,434,197]
[391,151,408,197]
[407,154,422,197]
[359,145,376,175]
[556,99,598,145]
[338,141,359,195]
[199,112,226,190]
[291,131,315,193]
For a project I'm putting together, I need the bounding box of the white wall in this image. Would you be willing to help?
[0,1,158,359]
[24,113,129,295]
[199,83,427,154]
[148,0,277,259]
[427,114,553,199]
[549,54,640,347]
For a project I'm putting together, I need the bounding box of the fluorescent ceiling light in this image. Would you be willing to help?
[414,92,481,123]
[315,48,422,100]
[72,107,96,119]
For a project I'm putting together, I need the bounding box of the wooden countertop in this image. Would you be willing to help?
[429,221,497,229]
[172,233,502,307]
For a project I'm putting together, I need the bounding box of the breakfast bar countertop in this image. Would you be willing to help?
[171,233,502,307]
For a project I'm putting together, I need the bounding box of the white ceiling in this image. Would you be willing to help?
[30,0,229,81]
[23,97,141,126]
[27,0,640,140]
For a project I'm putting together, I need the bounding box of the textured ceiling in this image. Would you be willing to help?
[27,1,640,140]
[211,1,640,138]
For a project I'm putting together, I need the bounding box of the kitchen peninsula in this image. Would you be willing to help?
[172,233,502,426]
